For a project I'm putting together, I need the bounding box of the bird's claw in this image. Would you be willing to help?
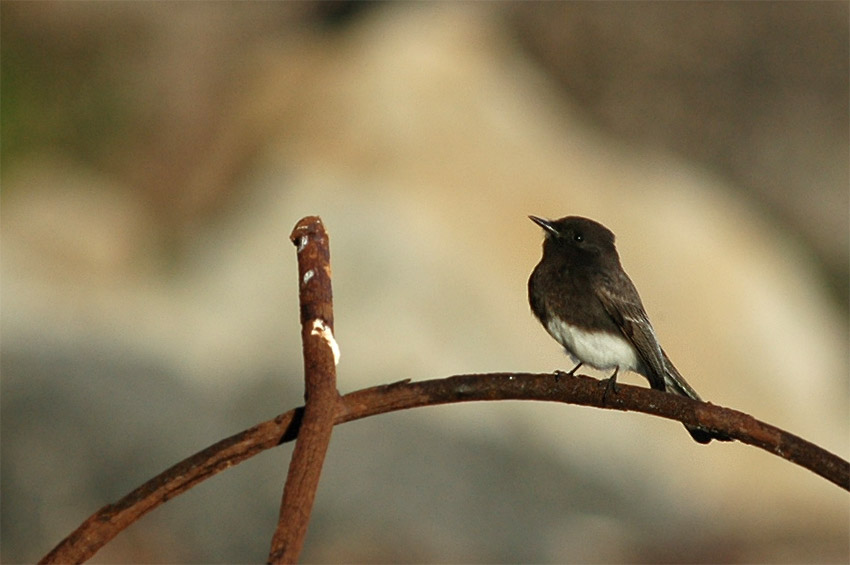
[601,369,620,403]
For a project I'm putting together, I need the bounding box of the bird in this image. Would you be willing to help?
[527,215,729,444]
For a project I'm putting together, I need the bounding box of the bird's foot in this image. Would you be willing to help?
[553,362,583,383]
[601,368,620,403]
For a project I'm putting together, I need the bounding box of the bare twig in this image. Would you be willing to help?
[39,372,849,564]
[267,217,339,564]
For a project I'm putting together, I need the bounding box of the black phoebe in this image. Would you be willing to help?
[528,215,728,444]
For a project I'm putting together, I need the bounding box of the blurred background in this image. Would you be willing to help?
[2,2,848,563]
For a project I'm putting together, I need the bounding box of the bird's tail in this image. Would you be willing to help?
[661,351,731,444]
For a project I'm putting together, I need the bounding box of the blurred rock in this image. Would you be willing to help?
[510,2,849,299]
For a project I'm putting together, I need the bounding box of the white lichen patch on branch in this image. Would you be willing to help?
[302,269,314,285]
[310,318,340,365]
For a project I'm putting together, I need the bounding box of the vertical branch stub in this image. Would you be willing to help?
[269,216,339,564]
[290,216,333,330]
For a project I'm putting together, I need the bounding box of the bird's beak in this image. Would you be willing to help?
[529,215,558,237]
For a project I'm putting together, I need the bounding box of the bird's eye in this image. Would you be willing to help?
[573,232,584,242]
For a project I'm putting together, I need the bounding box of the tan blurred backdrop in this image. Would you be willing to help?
[2,3,848,563]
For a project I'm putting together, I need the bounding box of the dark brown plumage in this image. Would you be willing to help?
[528,215,728,444]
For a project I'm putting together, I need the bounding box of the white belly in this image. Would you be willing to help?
[546,316,639,372]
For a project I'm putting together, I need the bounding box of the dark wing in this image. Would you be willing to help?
[597,274,730,444]
[595,276,668,391]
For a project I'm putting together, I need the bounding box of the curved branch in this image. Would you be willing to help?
[39,372,850,564]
